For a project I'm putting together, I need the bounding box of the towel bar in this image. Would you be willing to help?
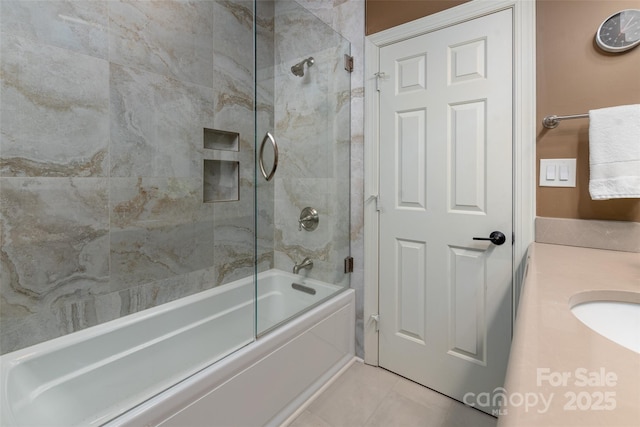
[542,113,589,129]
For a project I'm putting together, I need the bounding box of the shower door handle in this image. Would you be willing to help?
[259,132,278,181]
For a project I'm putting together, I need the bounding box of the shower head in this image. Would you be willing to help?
[291,57,314,77]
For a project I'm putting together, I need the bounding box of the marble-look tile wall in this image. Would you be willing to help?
[294,0,365,359]
[260,0,365,357]
[1,0,366,359]
[256,0,277,275]
[271,1,351,288]
[0,0,256,354]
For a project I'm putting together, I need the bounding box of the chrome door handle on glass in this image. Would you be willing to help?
[259,132,278,181]
[473,231,506,245]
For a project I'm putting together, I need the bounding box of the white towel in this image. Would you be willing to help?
[588,104,640,200]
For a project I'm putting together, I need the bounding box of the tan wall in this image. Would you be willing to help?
[536,0,640,221]
[366,0,469,35]
[366,0,640,221]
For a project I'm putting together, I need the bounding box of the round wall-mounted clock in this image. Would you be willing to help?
[596,9,640,52]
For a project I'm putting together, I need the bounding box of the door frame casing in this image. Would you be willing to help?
[363,0,536,365]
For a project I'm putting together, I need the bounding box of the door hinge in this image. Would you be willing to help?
[344,256,354,273]
[374,71,387,91]
[344,54,354,73]
[512,232,515,245]
[370,313,380,331]
[366,195,381,212]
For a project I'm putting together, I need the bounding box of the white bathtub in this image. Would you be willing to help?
[0,269,355,427]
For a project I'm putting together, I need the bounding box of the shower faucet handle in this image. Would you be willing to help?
[298,214,315,230]
[298,207,319,231]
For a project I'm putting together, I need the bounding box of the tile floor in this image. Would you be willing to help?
[287,361,498,427]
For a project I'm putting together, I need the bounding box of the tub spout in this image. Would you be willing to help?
[293,257,313,274]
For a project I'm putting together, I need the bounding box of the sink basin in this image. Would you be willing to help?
[571,293,640,354]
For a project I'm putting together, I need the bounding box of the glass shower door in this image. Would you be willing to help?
[255,0,351,335]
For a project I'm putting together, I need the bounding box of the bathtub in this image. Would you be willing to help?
[0,269,355,427]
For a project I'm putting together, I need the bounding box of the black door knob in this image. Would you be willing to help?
[473,231,506,245]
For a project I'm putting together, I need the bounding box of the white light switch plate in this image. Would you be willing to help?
[540,159,577,187]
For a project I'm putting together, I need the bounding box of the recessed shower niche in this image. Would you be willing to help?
[204,128,239,151]
[204,159,239,203]
[203,128,240,203]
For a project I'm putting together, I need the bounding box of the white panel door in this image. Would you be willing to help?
[378,9,513,415]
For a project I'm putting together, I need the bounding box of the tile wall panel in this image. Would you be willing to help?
[0,0,366,357]
[0,0,255,353]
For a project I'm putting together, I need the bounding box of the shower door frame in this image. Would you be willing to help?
[362,0,536,365]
